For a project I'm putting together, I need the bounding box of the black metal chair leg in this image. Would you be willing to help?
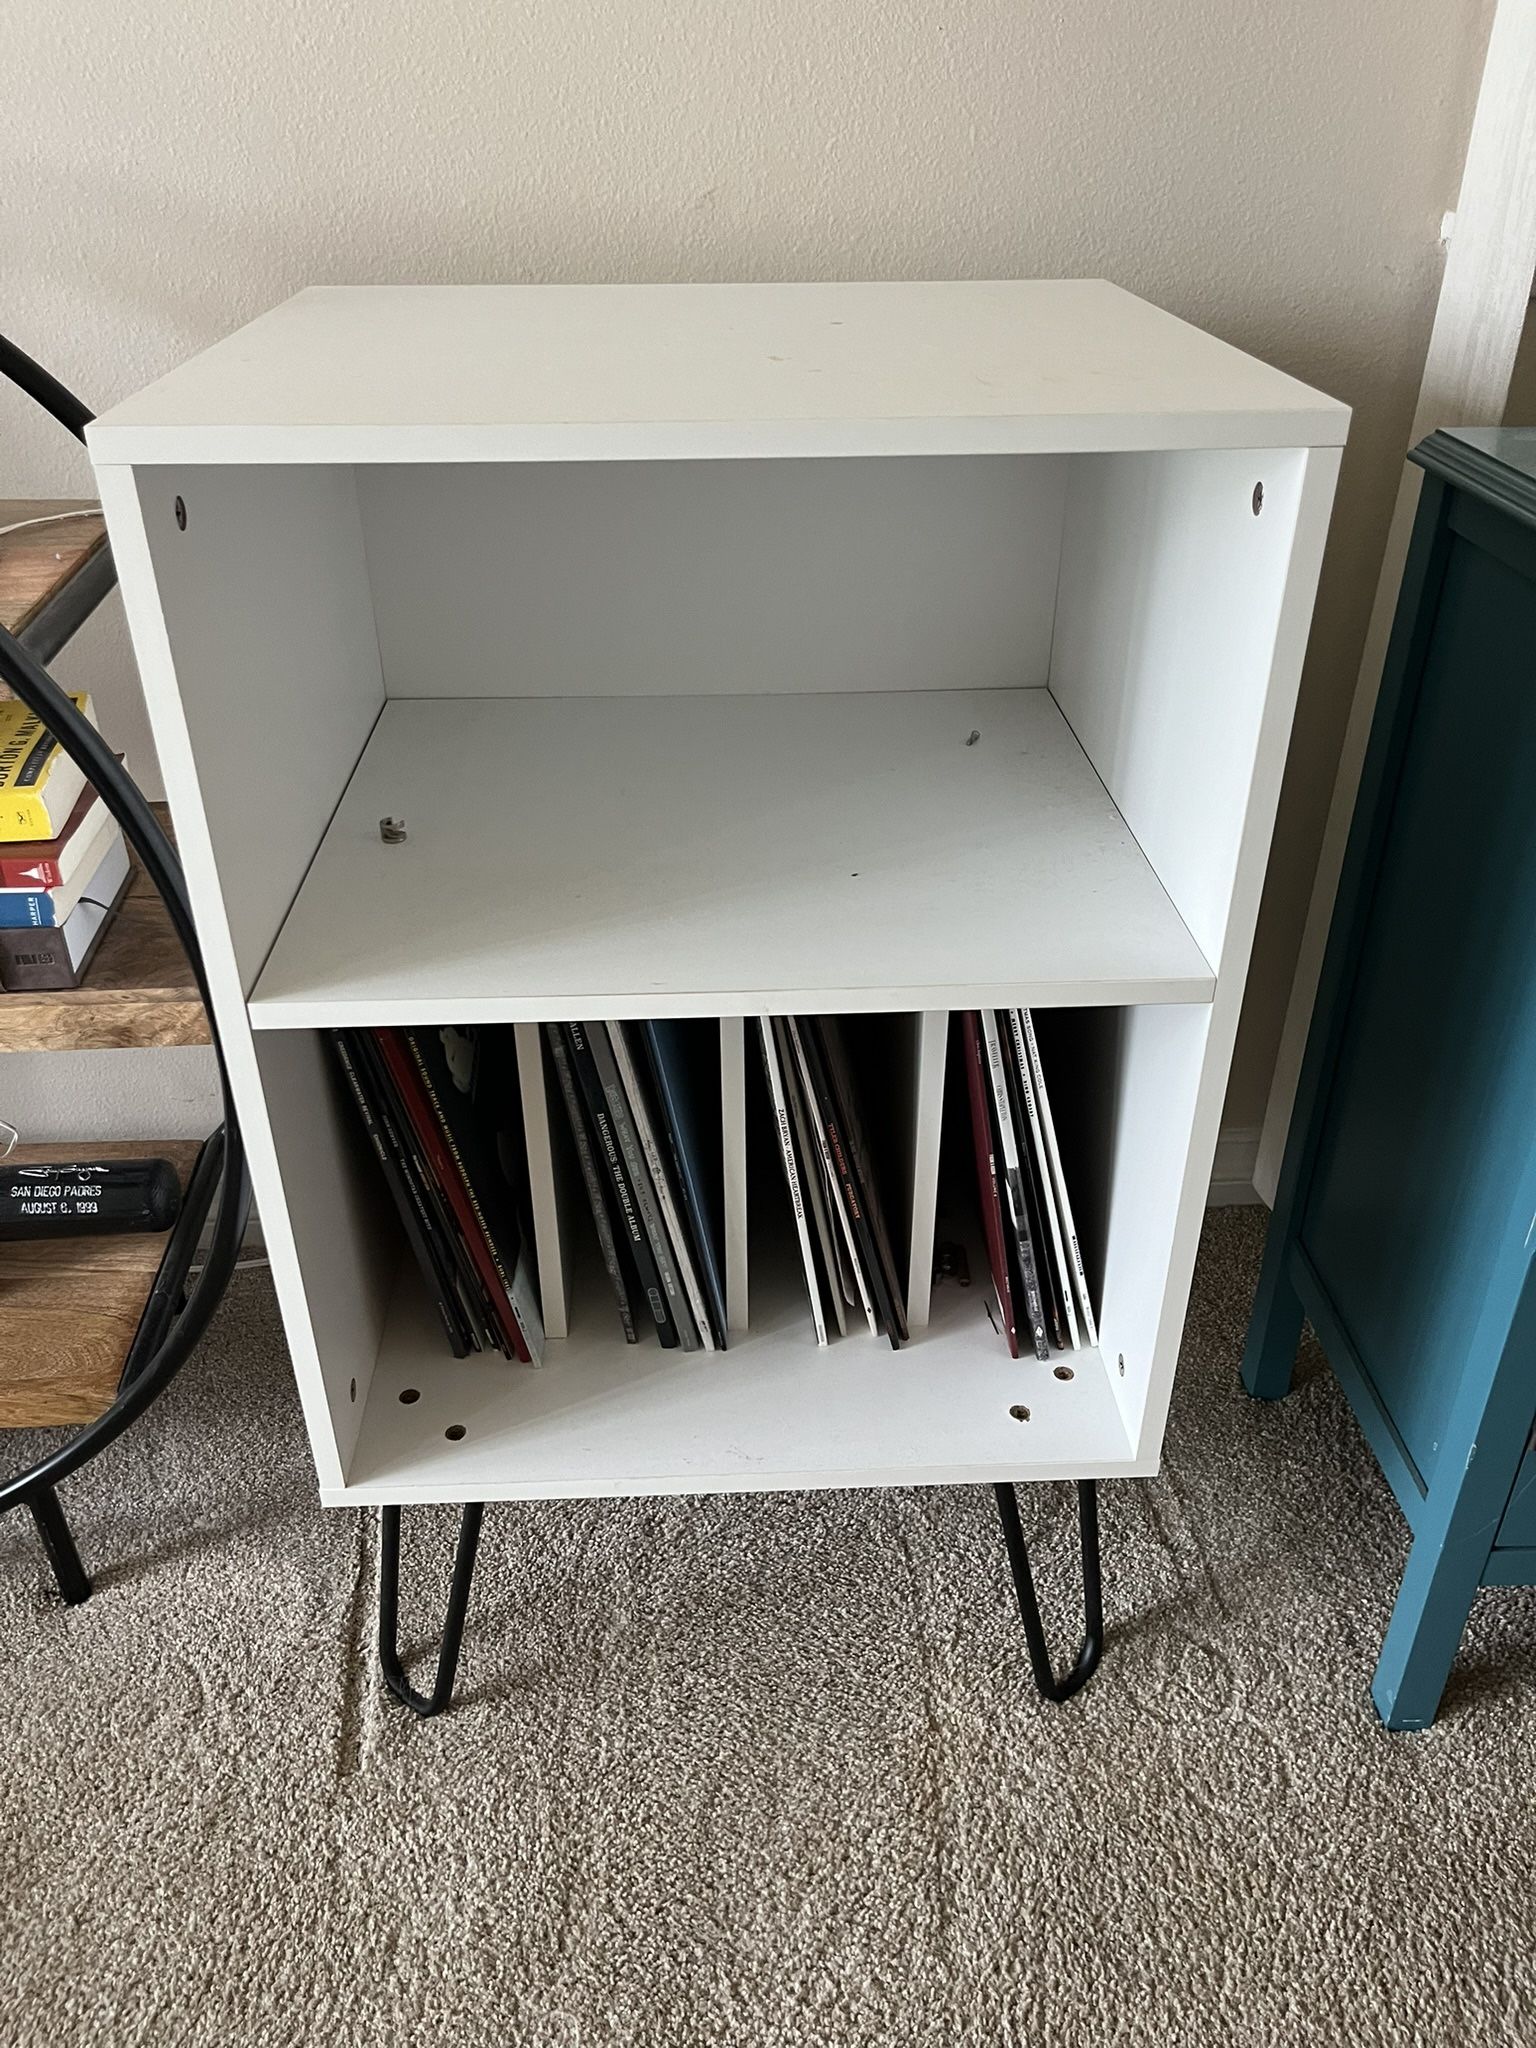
[28,1486,91,1605]
[378,1501,485,1717]
[993,1478,1103,1702]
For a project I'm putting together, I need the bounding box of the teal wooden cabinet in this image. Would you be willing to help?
[1244,427,1536,1731]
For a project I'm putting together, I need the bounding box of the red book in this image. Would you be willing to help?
[963,1011,1018,1358]
[374,1028,533,1363]
[0,765,118,890]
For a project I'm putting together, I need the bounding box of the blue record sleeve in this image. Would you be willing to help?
[641,1018,729,1347]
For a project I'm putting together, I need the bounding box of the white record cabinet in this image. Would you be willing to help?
[87,284,1345,1682]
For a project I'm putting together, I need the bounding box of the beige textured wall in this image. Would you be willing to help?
[4,0,1494,1143]
[1506,301,1536,424]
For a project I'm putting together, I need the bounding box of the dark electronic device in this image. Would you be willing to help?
[0,1157,181,1239]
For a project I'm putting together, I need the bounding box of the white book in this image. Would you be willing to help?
[787,1013,877,1337]
[1021,1007,1099,1348]
[1008,1008,1079,1348]
[3,830,131,973]
[0,820,128,931]
[609,1020,716,1352]
[0,780,119,903]
[758,1017,827,1347]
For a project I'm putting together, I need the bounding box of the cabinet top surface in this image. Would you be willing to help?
[1440,425,1536,479]
[1415,427,1536,527]
[87,281,1348,464]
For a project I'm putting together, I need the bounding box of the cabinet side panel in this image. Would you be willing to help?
[119,465,385,995]
[1056,448,1340,1457]
[94,463,390,1491]
[515,1021,570,1341]
[1051,446,1317,971]
[357,456,1066,698]
[251,1030,397,1475]
[721,1017,749,1333]
[1080,1005,1211,1447]
[904,1012,949,1331]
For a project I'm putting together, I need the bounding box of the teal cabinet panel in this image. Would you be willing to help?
[1244,426,1536,1729]
[1496,1444,1536,1551]
[1301,531,1536,1494]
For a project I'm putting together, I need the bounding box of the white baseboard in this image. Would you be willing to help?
[1208,1125,1266,1208]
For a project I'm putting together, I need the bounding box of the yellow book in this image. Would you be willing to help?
[0,694,97,841]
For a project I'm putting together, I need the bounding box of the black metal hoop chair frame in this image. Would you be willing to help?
[0,331,250,1601]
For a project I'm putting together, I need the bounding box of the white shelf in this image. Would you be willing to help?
[85,281,1349,466]
[248,688,1214,1028]
[333,1232,1142,1506]
[95,278,1345,1508]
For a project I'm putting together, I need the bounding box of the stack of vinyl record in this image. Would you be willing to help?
[546,1020,727,1352]
[757,1015,908,1350]
[960,1009,1097,1362]
[333,1025,544,1362]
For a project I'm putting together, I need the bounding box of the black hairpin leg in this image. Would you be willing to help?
[993,1479,1103,1702]
[28,1485,91,1606]
[378,1501,485,1717]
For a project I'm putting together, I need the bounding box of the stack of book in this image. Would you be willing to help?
[962,1008,1097,1362]
[760,1015,907,1350]
[547,1020,728,1352]
[333,1026,544,1362]
[0,697,132,992]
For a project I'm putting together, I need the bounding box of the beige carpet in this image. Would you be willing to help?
[3,1209,1535,2048]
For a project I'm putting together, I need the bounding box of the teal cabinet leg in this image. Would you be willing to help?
[1371,1271,1536,1729]
[1241,1233,1305,1402]
[1370,1524,1485,1731]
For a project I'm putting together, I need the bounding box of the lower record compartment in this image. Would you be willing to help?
[252,998,1210,1497]
[335,1232,1136,1503]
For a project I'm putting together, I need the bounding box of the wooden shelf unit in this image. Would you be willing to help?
[0,502,204,1048]
[0,504,206,1441]
[0,1139,200,1427]
[87,281,1347,1509]
[0,498,108,656]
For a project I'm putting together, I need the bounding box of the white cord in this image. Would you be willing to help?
[0,508,99,545]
